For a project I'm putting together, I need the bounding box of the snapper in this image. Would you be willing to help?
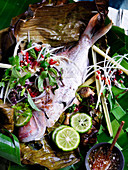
[19,13,112,142]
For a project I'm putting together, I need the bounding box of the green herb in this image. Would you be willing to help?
[27,41,37,59]
[11,67,21,78]
[19,72,31,86]
[48,73,57,86]
[49,67,57,76]
[27,91,41,112]
[9,55,20,68]
[12,102,32,117]
[40,60,49,68]
[21,88,26,96]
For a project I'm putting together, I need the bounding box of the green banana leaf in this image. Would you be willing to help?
[0,0,43,31]
[0,130,21,165]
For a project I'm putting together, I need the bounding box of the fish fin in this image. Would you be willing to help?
[82,13,112,45]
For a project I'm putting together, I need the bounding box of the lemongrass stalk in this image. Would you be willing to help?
[92,49,102,113]
[92,45,128,76]
[92,48,113,137]
[0,63,12,69]
[101,95,113,137]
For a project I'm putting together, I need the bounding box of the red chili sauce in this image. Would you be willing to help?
[88,145,120,170]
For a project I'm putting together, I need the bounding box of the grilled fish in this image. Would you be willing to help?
[19,13,112,142]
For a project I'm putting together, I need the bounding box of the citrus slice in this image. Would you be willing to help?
[15,112,32,127]
[52,125,67,142]
[70,113,92,133]
[55,127,80,151]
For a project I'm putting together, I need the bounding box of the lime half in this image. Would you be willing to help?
[15,113,32,127]
[52,125,68,142]
[70,113,92,133]
[55,127,80,151]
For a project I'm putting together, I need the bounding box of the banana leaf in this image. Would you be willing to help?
[0,101,14,133]
[20,135,80,170]
[0,129,21,165]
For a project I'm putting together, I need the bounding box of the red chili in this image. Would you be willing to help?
[96,75,99,80]
[49,59,57,65]
[41,54,44,58]
[35,47,41,52]
[118,70,123,75]
[108,79,111,85]
[25,52,29,63]
[97,70,101,74]
[101,76,106,81]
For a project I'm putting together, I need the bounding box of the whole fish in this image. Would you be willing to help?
[19,13,112,142]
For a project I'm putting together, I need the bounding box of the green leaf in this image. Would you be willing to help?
[0,130,21,165]
[111,100,126,120]
[111,119,124,138]
[5,68,11,76]
[48,73,57,86]
[38,71,48,92]
[11,67,21,78]
[107,93,115,110]
[9,56,20,69]
[38,76,44,92]
[27,91,40,112]
[19,72,31,86]
[40,60,49,68]
[40,71,48,79]
[27,41,37,59]
[45,53,50,58]
[21,88,26,97]
[118,91,128,110]
[117,133,128,149]
[49,67,57,76]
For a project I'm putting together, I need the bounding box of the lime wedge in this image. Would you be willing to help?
[15,113,32,127]
[70,113,92,133]
[52,125,68,142]
[55,127,80,151]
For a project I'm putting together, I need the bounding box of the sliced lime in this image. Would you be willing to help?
[70,113,92,133]
[55,127,80,151]
[15,112,32,127]
[52,125,68,142]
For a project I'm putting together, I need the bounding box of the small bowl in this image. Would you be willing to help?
[85,142,125,170]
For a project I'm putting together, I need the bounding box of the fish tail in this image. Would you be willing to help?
[81,13,112,45]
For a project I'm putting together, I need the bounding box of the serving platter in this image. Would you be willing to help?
[0,0,128,170]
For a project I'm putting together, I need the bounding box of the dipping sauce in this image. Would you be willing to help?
[88,145,120,170]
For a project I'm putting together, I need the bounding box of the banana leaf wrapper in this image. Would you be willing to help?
[20,135,80,170]
[0,100,14,133]
[1,1,98,61]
